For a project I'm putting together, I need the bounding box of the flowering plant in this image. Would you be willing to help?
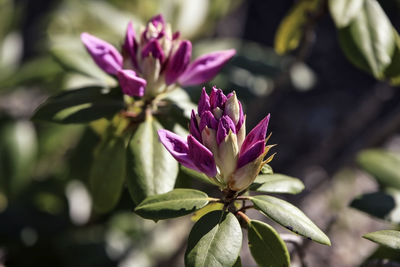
[81,14,235,98]
[135,87,331,267]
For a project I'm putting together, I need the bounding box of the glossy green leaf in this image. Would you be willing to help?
[338,0,395,79]
[134,189,210,220]
[274,0,321,55]
[185,211,242,267]
[126,115,179,204]
[191,202,224,222]
[385,30,400,85]
[89,135,126,213]
[357,149,400,189]
[250,195,331,245]
[250,173,305,194]
[328,0,364,28]
[363,230,400,250]
[350,189,400,223]
[248,220,290,267]
[32,86,124,124]
[180,166,219,186]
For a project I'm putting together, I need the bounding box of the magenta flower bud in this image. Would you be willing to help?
[189,110,202,141]
[198,87,211,115]
[117,69,146,97]
[216,115,236,144]
[187,135,217,177]
[165,41,192,85]
[142,39,165,63]
[199,111,218,132]
[158,87,273,192]
[240,114,270,156]
[157,130,201,172]
[122,22,138,69]
[81,32,123,75]
[178,49,236,86]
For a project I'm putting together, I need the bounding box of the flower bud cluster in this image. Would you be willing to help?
[158,87,274,192]
[81,14,235,99]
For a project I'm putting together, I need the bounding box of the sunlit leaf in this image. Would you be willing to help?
[250,173,305,194]
[274,0,321,55]
[32,86,124,124]
[363,230,400,250]
[350,189,400,223]
[191,202,224,222]
[338,0,395,79]
[328,0,364,28]
[90,135,126,213]
[250,195,331,245]
[185,211,242,267]
[126,114,179,204]
[135,189,210,220]
[357,149,400,190]
[248,220,290,267]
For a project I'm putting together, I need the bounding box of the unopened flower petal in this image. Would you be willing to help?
[199,111,218,132]
[117,69,146,97]
[187,135,217,177]
[189,110,202,141]
[198,87,211,115]
[237,140,265,169]
[142,39,165,63]
[240,114,270,155]
[122,21,138,69]
[158,130,200,171]
[216,115,236,145]
[165,41,192,85]
[81,32,123,75]
[210,87,227,109]
[178,49,236,86]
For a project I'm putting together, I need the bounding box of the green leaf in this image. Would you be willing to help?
[250,195,331,245]
[134,189,210,220]
[385,30,400,85]
[89,135,126,213]
[248,220,290,267]
[274,0,321,55]
[185,211,242,267]
[191,202,224,222]
[250,174,305,194]
[181,166,219,186]
[328,0,364,28]
[363,230,400,250]
[357,149,400,189]
[350,189,400,223]
[260,164,273,175]
[32,86,124,124]
[338,0,395,79]
[126,115,179,204]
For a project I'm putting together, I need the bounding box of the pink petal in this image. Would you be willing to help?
[237,140,265,169]
[165,41,192,85]
[117,69,146,97]
[81,32,123,75]
[187,135,217,177]
[178,49,236,86]
[240,114,270,155]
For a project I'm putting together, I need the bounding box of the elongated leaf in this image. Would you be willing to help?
[135,189,209,220]
[185,211,242,267]
[338,0,395,79]
[384,30,400,86]
[126,115,179,204]
[350,189,400,223]
[250,174,304,194]
[250,195,331,245]
[191,202,224,222]
[248,220,290,267]
[363,230,400,250]
[181,166,219,186]
[328,0,364,28]
[274,0,321,55]
[357,149,400,190]
[32,86,124,124]
[89,136,126,213]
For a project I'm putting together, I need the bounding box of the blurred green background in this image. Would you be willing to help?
[0,0,400,266]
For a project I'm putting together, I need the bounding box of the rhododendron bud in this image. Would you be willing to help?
[158,87,274,192]
[81,14,236,99]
